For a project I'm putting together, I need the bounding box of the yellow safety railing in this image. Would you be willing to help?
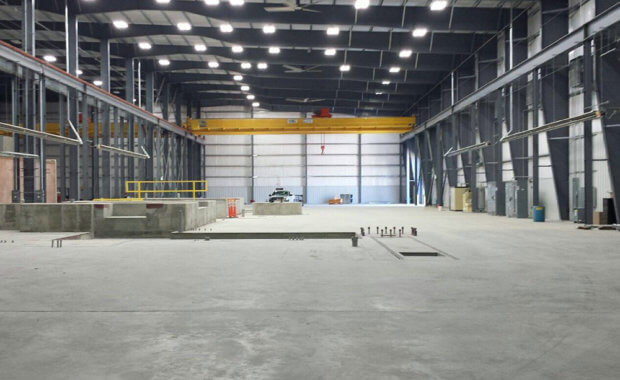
[125,180,208,200]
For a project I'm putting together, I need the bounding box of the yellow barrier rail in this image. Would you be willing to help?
[125,180,208,200]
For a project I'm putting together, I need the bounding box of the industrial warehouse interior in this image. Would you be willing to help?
[0,0,619,378]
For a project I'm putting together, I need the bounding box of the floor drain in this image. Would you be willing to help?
[399,251,441,257]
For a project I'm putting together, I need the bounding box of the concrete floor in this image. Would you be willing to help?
[1,206,620,379]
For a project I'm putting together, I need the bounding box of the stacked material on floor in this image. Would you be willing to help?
[463,191,472,213]
[328,196,343,205]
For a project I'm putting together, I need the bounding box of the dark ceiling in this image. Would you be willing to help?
[0,0,534,116]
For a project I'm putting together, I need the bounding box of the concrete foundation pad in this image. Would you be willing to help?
[253,202,302,215]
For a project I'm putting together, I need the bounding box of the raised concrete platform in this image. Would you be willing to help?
[0,200,218,237]
[253,202,302,215]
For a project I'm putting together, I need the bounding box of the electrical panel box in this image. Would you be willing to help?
[486,182,497,215]
[505,179,528,218]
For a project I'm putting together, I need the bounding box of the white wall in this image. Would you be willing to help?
[201,108,401,204]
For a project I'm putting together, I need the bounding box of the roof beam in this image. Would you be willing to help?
[71,1,509,32]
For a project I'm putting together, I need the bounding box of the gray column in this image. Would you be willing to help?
[125,60,135,183]
[22,0,36,202]
[39,76,46,202]
[92,102,100,198]
[161,81,169,121]
[100,39,111,198]
[532,69,540,206]
[357,134,362,204]
[66,3,80,200]
[11,78,20,202]
[145,70,154,112]
[583,39,594,224]
[81,95,90,199]
[113,107,120,197]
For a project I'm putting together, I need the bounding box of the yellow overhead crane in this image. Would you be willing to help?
[1,116,415,138]
[186,116,415,135]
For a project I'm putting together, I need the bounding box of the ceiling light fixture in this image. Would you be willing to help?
[430,0,448,11]
[354,0,369,9]
[220,23,233,33]
[246,94,255,100]
[252,102,260,107]
[159,58,171,66]
[339,64,351,72]
[389,66,400,73]
[113,20,129,29]
[194,44,207,52]
[232,45,244,53]
[241,62,252,69]
[412,27,428,38]
[204,0,219,5]
[399,49,412,58]
[76,69,83,76]
[324,48,336,56]
[233,75,243,81]
[208,61,219,68]
[229,0,244,6]
[263,24,276,34]
[177,22,192,31]
[382,80,390,85]
[268,46,280,54]
[93,80,103,86]
[375,91,384,95]
[43,55,56,63]
[257,62,268,70]
[156,0,171,4]
[138,42,152,50]
[241,85,250,91]
[326,26,340,36]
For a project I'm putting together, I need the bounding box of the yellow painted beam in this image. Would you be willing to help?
[187,116,415,135]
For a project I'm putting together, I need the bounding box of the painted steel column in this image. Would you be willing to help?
[250,135,255,202]
[65,3,80,200]
[161,81,169,121]
[175,92,182,127]
[92,102,100,199]
[138,120,145,180]
[496,90,506,216]
[532,69,540,206]
[125,59,135,183]
[598,31,620,223]
[11,78,20,202]
[145,70,154,112]
[22,0,36,202]
[357,134,362,204]
[113,107,120,197]
[39,76,46,202]
[81,95,90,199]
[583,38,594,224]
[59,95,66,200]
[100,39,111,198]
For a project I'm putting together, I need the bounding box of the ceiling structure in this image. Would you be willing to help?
[0,0,535,116]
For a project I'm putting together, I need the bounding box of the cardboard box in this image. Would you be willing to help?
[593,211,604,225]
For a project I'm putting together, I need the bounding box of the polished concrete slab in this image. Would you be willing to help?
[1,206,619,379]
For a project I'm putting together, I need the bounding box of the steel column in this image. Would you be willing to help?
[38,76,46,202]
[22,0,36,202]
[583,38,594,224]
[113,107,120,197]
[597,30,620,223]
[66,3,80,200]
[11,78,20,202]
[81,95,90,199]
[100,39,111,198]
[532,69,540,206]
